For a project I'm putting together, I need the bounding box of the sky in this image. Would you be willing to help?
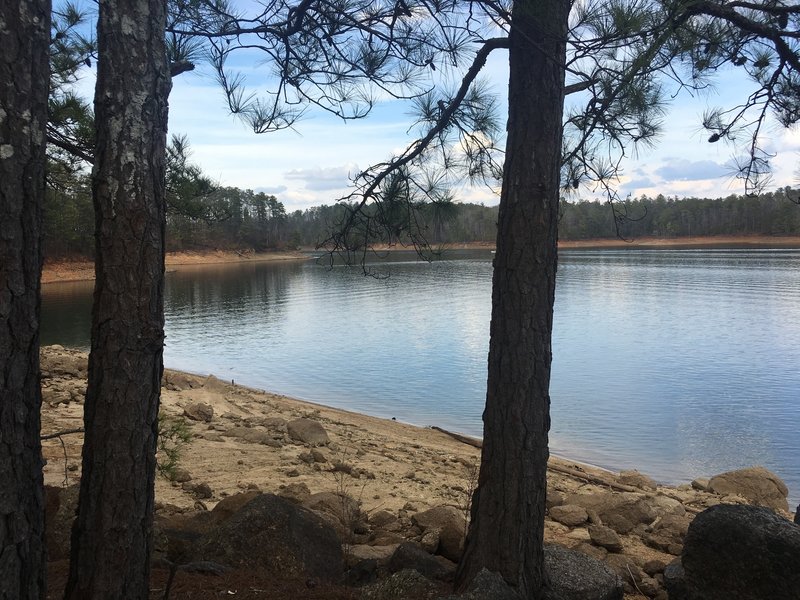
[71,14,800,214]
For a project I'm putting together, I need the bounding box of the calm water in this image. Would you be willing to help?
[41,249,800,502]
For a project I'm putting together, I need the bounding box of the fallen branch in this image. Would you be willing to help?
[41,427,84,440]
[430,426,482,449]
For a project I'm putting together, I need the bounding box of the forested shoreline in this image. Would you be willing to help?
[45,185,799,259]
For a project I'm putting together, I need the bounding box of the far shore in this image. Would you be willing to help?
[41,235,800,284]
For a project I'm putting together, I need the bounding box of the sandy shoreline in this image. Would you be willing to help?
[41,249,309,285]
[40,346,797,599]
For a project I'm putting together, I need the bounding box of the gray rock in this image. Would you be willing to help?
[192,493,344,582]
[411,505,466,562]
[642,559,667,576]
[691,478,710,491]
[183,402,214,422]
[303,491,364,536]
[549,504,589,527]
[663,559,687,600]
[565,492,656,534]
[370,510,400,529]
[588,525,623,552]
[682,504,800,599]
[347,544,399,566]
[387,542,455,581]
[707,467,789,512]
[193,482,213,499]
[171,467,192,483]
[542,544,623,600]
[287,417,330,446]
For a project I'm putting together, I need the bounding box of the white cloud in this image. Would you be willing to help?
[654,158,729,182]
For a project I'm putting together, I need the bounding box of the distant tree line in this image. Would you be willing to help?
[44,182,799,259]
[560,190,800,240]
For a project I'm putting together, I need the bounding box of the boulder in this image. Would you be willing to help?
[549,504,589,527]
[663,559,687,600]
[208,491,259,523]
[681,504,800,599]
[287,417,330,446]
[303,491,363,535]
[387,542,455,581]
[707,467,789,512]
[183,402,214,423]
[411,505,466,562]
[542,544,623,600]
[565,492,656,534]
[347,544,399,566]
[192,493,344,582]
[588,525,623,552]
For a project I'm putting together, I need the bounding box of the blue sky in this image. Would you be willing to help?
[72,27,799,213]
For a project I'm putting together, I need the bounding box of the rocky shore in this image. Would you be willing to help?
[40,346,798,599]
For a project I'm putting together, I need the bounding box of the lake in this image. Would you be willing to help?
[41,248,800,503]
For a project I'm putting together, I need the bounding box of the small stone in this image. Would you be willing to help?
[691,478,710,491]
[286,468,300,478]
[193,482,213,499]
[171,468,192,483]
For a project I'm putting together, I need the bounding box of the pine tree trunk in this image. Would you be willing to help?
[65,1,170,597]
[455,0,569,596]
[0,1,50,597]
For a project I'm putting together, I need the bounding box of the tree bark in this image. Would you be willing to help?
[64,1,171,598]
[455,0,569,596]
[0,2,50,598]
